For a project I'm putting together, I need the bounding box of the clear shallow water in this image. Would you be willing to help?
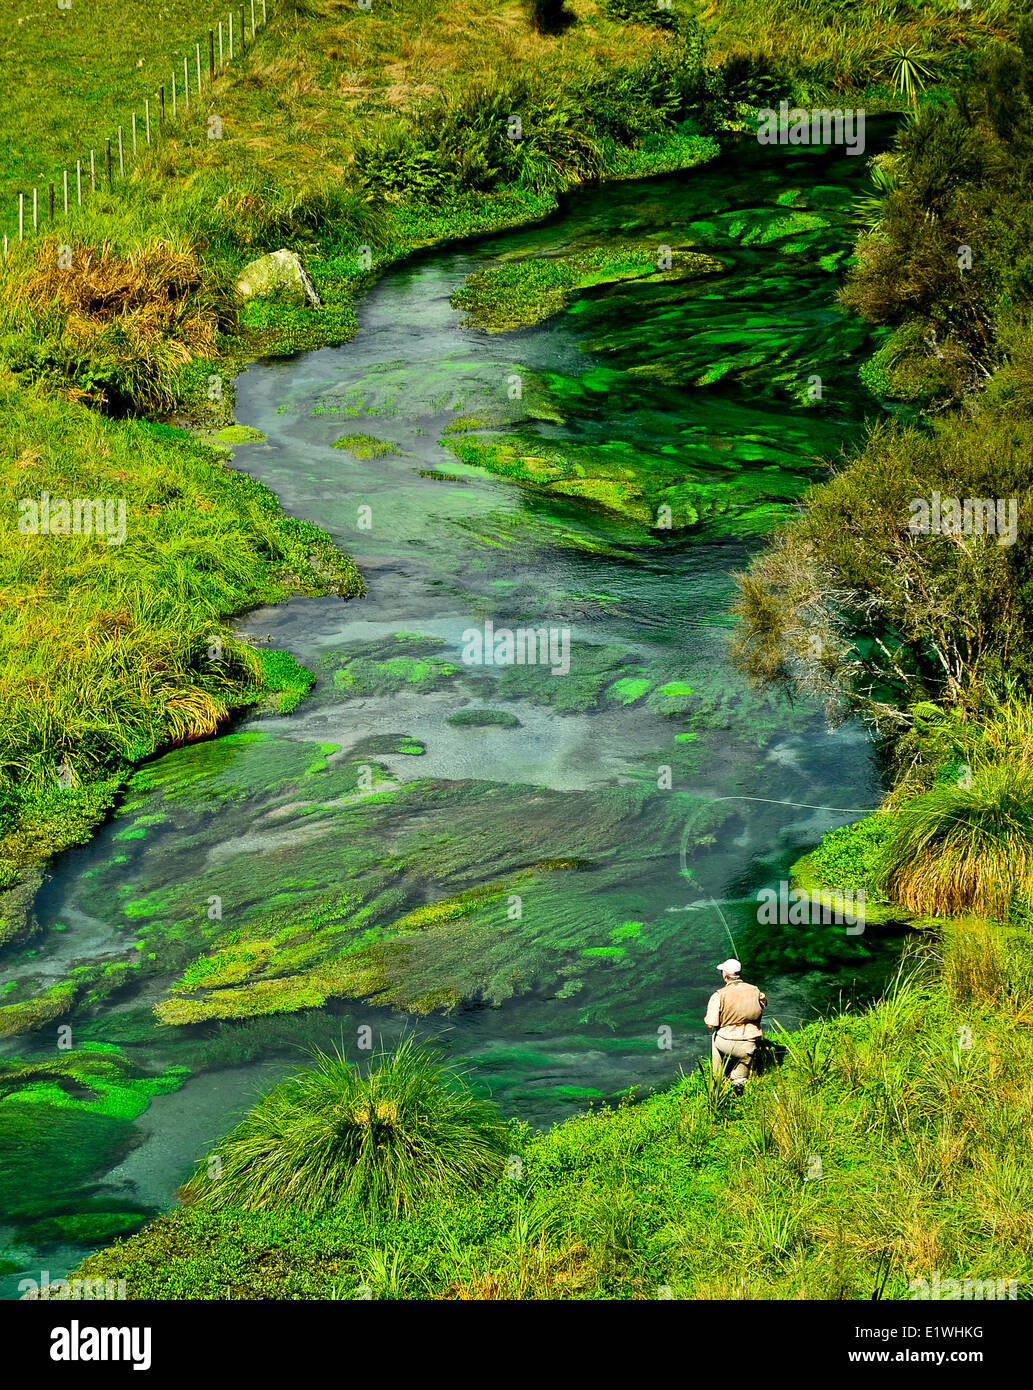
[1,129,903,1295]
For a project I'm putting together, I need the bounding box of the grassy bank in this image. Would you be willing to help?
[0,378,362,944]
[74,907,1033,1299]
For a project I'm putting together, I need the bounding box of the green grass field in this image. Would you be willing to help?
[0,0,250,207]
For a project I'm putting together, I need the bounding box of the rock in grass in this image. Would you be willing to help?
[236,250,321,308]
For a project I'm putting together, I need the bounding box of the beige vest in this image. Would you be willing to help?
[716,980,766,1039]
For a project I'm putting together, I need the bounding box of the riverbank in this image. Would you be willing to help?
[71,899,1033,1299]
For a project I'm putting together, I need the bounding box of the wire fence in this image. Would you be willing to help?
[2,0,272,259]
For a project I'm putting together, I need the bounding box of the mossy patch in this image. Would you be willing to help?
[211,425,266,445]
[326,635,461,698]
[330,434,396,458]
[607,677,650,705]
[446,709,521,728]
[258,649,317,715]
[0,1050,188,1221]
[353,734,427,757]
[21,1211,147,1245]
[451,243,724,333]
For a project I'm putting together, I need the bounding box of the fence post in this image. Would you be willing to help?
[262,0,266,23]
[159,85,166,128]
[196,43,202,95]
[240,6,246,53]
[48,182,55,222]
[90,150,96,191]
[18,193,24,241]
[76,160,82,205]
[250,0,256,37]
[184,56,189,110]
[172,73,177,119]
[132,112,138,155]
[33,187,38,232]
[105,138,112,190]
[63,169,69,215]
[118,125,124,177]
[145,99,151,145]
[209,29,216,79]
[229,13,234,61]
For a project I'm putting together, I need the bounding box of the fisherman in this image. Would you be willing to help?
[705,957,767,1088]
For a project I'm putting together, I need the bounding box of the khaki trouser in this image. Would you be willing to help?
[711,1033,759,1085]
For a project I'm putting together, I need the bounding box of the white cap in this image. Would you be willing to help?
[717,958,741,975]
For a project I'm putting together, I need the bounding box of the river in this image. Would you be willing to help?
[0,124,900,1295]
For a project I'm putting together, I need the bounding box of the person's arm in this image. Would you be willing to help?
[758,990,767,1011]
[704,991,721,1029]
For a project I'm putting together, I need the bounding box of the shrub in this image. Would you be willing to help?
[805,814,897,895]
[840,23,1033,409]
[181,1037,511,1215]
[731,408,1033,731]
[524,0,576,35]
[603,0,678,30]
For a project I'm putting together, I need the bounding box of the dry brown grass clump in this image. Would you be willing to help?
[1,237,227,410]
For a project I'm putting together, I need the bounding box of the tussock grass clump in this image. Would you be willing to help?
[0,237,231,412]
[877,764,1033,919]
[182,1037,510,1216]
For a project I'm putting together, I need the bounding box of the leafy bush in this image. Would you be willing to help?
[806,814,898,895]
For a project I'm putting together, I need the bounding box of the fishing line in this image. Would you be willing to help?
[678,800,878,961]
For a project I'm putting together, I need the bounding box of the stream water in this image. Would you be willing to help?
[1,126,903,1295]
